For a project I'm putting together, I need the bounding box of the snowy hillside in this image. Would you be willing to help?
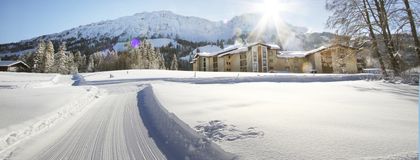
[40,11,308,44]
[113,38,178,52]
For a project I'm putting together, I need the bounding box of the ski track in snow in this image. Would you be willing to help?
[21,84,166,160]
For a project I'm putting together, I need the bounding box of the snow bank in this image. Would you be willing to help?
[0,72,69,89]
[137,85,237,160]
[72,73,87,86]
[0,86,100,156]
[170,73,380,84]
[81,70,380,85]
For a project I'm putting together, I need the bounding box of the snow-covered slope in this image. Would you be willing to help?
[46,11,306,43]
[113,38,178,52]
[44,11,227,42]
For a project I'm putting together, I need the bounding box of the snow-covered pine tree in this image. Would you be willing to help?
[81,54,87,72]
[104,50,118,70]
[146,41,156,69]
[74,51,82,70]
[67,52,77,74]
[128,48,137,69]
[170,53,178,70]
[54,42,69,74]
[137,42,146,69]
[155,48,166,69]
[87,54,94,72]
[44,40,55,73]
[93,52,104,71]
[33,40,46,73]
[159,52,166,69]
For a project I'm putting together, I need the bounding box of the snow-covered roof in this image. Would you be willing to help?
[278,46,327,58]
[194,42,281,59]
[266,44,281,50]
[0,61,29,68]
[277,44,357,58]
[197,52,220,57]
[193,45,223,57]
[241,42,280,50]
[217,46,248,57]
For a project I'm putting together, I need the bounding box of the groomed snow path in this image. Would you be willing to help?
[21,84,166,160]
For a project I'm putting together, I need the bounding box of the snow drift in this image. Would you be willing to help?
[137,85,237,160]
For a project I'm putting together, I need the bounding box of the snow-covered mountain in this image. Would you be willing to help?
[41,11,309,44]
[0,10,334,57]
[45,11,226,42]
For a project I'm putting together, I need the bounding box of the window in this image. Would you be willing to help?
[213,57,218,71]
[202,58,206,71]
[240,54,247,72]
[262,47,268,72]
[252,47,258,72]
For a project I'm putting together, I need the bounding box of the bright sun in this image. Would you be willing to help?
[246,0,295,43]
[257,0,282,19]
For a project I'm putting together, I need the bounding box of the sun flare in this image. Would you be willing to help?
[248,0,289,43]
[257,0,282,20]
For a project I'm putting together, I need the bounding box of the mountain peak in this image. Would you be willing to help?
[133,10,176,16]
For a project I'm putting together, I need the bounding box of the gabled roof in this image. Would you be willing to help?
[0,61,30,68]
[277,44,356,58]
[278,46,327,58]
[217,42,281,57]
[193,42,281,59]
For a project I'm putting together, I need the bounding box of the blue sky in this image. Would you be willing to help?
[0,0,330,44]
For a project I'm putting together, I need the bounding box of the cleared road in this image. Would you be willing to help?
[16,83,166,160]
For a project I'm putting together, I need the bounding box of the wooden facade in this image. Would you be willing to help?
[0,61,30,72]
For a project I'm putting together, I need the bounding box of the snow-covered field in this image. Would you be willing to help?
[152,81,418,159]
[0,72,69,89]
[0,70,417,160]
[0,73,100,158]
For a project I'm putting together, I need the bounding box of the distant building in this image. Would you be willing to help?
[0,61,30,72]
[192,42,280,72]
[277,44,358,73]
[192,43,358,74]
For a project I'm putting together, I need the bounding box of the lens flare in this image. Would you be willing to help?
[130,38,141,48]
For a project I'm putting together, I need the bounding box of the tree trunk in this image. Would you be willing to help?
[402,0,420,63]
[373,0,400,76]
[363,0,388,77]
